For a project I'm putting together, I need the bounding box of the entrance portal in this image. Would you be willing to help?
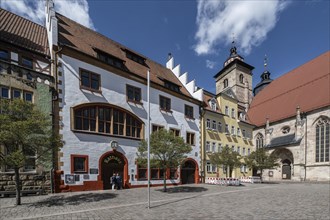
[101,153,125,189]
[282,159,291,179]
[181,160,196,184]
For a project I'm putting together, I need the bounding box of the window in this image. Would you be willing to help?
[315,117,330,162]
[237,128,241,136]
[231,126,235,135]
[0,49,9,60]
[231,108,235,118]
[206,141,210,152]
[126,85,141,103]
[212,142,216,152]
[186,132,195,145]
[218,143,222,152]
[12,89,21,99]
[21,57,33,69]
[96,50,124,69]
[159,95,171,112]
[210,100,217,111]
[248,148,251,156]
[185,105,194,119]
[224,79,228,88]
[256,133,264,149]
[206,119,211,129]
[281,126,290,134]
[239,74,244,84]
[237,146,240,154]
[71,155,88,173]
[206,162,211,173]
[152,124,164,133]
[240,164,247,173]
[74,105,143,139]
[125,50,146,65]
[232,145,235,151]
[1,87,9,99]
[80,69,100,91]
[218,122,222,132]
[211,164,217,173]
[225,124,229,134]
[225,106,229,115]
[242,148,246,156]
[212,120,216,130]
[24,91,33,102]
[23,148,36,171]
[164,81,180,93]
[242,129,246,138]
[170,128,180,137]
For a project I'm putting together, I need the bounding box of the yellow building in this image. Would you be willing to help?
[201,44,254,180]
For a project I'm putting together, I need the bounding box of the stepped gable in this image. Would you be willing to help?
[247,51,330,127]
[0,8,49,56]
[55,13,192,98]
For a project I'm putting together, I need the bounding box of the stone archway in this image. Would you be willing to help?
[181,158,199,184]
[271,148,294,180]
[99,150,128,189]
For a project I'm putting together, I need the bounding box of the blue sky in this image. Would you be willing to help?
[1,0,329,93]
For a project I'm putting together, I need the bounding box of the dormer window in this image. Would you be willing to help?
[95,49,124,69]
[125,50,146,66]
[164,81,180,93]
[209,99,217,111]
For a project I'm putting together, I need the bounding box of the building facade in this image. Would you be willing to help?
[248,51,330,181]
[0,9,55,192]
[45,2,202,192]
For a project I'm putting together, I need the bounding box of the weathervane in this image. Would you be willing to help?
[264,54,268,71]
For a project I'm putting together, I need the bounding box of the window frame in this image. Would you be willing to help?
[224,79,228,88]
[20,56,33,69]
[186,132,195,146]
[79,68,101,92]
[71,154,89,173]
[184,105,194,119]
[0,49,10,60]
[126,84,142,104]
[169,128,180,137]
[206,119,211,129]
[159,95,171,112]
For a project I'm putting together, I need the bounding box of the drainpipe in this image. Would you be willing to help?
[304,113,307,181]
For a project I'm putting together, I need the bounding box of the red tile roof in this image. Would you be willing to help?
[56,13,193,98]
[247,51,330,127]
[0,8,49,56]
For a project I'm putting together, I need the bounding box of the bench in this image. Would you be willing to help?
[0,189,44,198]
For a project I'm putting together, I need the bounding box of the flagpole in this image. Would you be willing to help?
[147,70,151,209]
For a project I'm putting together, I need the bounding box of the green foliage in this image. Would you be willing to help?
[137,129,192,168]
[244,147,279,176]
[208,146,241,177]
[0,99,61,170]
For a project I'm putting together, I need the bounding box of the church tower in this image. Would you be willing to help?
[253,55,273,96]
[214,41,254,111]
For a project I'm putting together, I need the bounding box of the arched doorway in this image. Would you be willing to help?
[282,159,291,179]
[181,159,198,184]
[99,151,128,189]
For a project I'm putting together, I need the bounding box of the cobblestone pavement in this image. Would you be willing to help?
[0,183,329,220]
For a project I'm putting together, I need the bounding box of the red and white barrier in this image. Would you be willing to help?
[240,176,261,183]
[205,177,241,186]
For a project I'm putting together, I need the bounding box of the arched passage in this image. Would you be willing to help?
[271,148,294,180]
[99,150,128,189]
[181,158,199,184]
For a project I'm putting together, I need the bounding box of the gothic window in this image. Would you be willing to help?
[315,117,330,162]
[256,133,264,149]
[224,79,228,88]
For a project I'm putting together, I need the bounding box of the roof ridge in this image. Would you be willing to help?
[250,73,330,110]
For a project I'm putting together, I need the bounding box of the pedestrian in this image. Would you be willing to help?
[110,173,116,190]
[116,173,122,190]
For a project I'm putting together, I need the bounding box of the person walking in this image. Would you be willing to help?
[110,173,116,190]
[115,173,122,190]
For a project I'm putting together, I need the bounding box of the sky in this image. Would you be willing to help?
[1,0,329,93]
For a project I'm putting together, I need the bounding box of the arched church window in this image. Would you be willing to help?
[224,79,228,88]
[239,74,244,84]
[315,117,330,162]
[255,133,264,149]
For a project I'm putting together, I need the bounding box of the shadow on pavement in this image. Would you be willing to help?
[155,186,208,193]
[28,192,117,207]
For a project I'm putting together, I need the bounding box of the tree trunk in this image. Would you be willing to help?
[14,167,21,205]
[229,167,233,177]
[163,168,167,192]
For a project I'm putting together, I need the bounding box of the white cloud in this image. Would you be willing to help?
[194,0,289,55]
[206,59,216,69]
[1,0,95,30]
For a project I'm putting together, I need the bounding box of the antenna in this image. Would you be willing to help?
[264,54,268,71]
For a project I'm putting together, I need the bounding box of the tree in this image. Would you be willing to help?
[244,147,279,181]
[137,129,191,192]
[0,99,60,205]
[208,146,241,178]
